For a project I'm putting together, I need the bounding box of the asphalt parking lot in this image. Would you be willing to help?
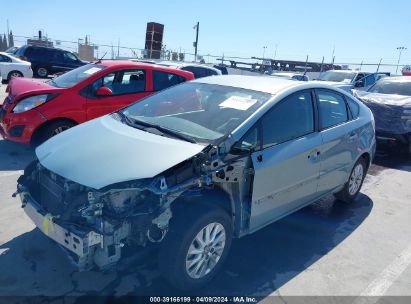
[0,83,411,302]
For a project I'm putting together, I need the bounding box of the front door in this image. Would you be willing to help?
[86,69,151,120]
[249,90,322,232]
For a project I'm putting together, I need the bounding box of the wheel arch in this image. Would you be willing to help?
[358,151,371,170]
[30,117,78,146]
[170,187,234,225]
[7,70,23,80]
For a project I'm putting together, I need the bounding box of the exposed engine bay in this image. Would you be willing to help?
[15,145,253,270]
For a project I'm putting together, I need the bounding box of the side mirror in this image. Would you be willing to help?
[96,86,113,96]
[230,141,254,155]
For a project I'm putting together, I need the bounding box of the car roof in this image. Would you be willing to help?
[157,61,220,70]
[326,70,371,74]
[95,60,194,77]
[194,75,355,96]
[193,75,301,94]
[378,76,411,82]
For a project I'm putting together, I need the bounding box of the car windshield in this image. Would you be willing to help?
[368,79,411,96]
[318,71,357,82]
[121,82,272,143]
[48,64,106,88]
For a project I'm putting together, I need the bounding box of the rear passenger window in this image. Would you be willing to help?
[182,66,208,78]
[317,90,348,129]
[346,97,360,118]
[262,91,314,148]
[153,71,186,91]
[114,70,146,94]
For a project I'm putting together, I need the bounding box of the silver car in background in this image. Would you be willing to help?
[16,75,376,290]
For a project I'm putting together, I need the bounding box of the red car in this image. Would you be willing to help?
[0,60,194,145]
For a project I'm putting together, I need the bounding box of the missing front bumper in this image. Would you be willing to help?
[18,186,102,261]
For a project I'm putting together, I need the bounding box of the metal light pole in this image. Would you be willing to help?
[193,22,199,62]
[396,46,407,74]
[273,44,278,60]
[262,46,267,59]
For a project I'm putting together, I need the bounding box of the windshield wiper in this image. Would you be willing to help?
[117,112,197,144]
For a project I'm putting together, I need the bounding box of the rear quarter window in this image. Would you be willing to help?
[346,96,360,118]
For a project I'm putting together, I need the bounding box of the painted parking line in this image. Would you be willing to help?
[353,243,411,304]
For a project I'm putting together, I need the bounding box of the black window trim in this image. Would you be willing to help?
[314,88,352,131]
[86,68,148,98]
[236,89,317,152]
[344,95,361,121]
[152,70,187,92]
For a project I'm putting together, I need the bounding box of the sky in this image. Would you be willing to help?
[2,0,411,70]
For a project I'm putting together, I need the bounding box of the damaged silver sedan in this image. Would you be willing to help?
[15,75,376,289]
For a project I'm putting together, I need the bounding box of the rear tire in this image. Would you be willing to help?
[158,204,232,290]
[35,67,48,78]
[335,157,367,203]
[7,71,23,81]
[38,120,75,144]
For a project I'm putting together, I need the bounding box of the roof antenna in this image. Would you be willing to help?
[95,51,107,64]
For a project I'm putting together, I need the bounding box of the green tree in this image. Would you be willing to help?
[0,34,4,51]
[2,34,8,51]
[8,31,14,47]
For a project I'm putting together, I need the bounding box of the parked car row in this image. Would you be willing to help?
[315,70,389,92]
[1,50,410,289]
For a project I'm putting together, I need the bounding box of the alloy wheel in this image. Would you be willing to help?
[51,126,70,136]
[185,222,226,279]
[348,163,364,195]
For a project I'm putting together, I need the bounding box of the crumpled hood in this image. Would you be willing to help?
[353,90,411,107]
[36,115,206,189]
[353,91,411,134]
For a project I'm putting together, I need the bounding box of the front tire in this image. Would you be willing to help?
[158,205,233,290]
[38,120,75,144]
[335,157,367,203]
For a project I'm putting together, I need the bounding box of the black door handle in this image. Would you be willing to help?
[257,155,263,162]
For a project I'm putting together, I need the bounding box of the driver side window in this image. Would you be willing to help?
[91,72,116,95]
[90,69,146,97]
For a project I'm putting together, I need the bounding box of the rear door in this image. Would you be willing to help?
[86,68,151,120]
[249,90,322,232]
[315,89,357,194]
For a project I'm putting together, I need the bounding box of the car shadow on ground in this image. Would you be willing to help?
[0,139,35,171]
[0,194,373,298]
[137,194,374,297]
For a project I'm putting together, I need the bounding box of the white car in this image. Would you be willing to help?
[0,52,33,82]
